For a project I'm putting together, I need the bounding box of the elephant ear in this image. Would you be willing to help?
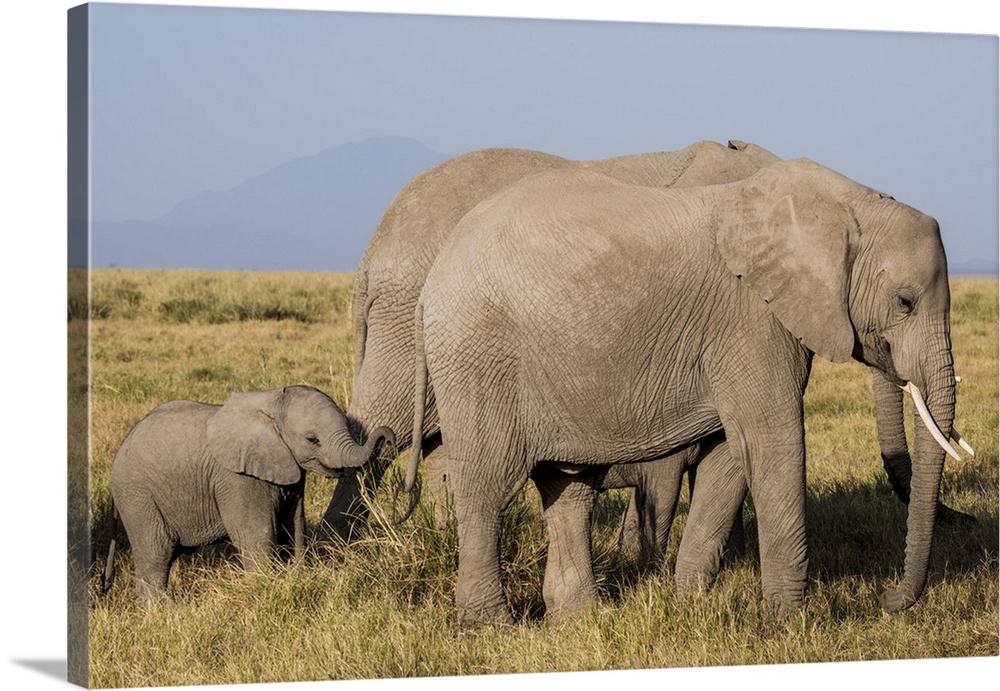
[716,159,859,363]
[206,390,303,486]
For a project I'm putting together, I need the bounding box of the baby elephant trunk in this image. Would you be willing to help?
[336,426,396,470]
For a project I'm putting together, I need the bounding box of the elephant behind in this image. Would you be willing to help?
[407,158,964,625]
[105,385,393,601]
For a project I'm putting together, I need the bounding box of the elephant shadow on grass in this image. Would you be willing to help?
[806,475,998,587]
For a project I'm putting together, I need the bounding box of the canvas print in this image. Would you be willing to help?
[67,2,999,688]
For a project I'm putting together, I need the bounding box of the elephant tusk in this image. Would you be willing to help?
[949,376,975,455]
[950,428,976,456]
[898,380,975,457]
[902,383,962,461]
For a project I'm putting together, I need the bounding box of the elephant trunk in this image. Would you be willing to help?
[354,426,396,468]
[327,425,396,471]
[879,332,956,612]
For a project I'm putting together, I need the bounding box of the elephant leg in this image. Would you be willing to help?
[421,434,453,529]
[603,463,642,560]
[684,437,747,564]
[116,502,174,601]
[606,452,688,571]
[615,489,642,561]
[722,502,747,563]
[293,496,306,559]
[532,464,605,618]
[637,448,698,570]
[133,549,174,602]
[220,491,279,571]
[276,493,305,561]
[230,528,276,572]
[750,440,807,610]
[450,450,530,626]
[675,435,748,592]
[317,470,364,543]
[715,385,809,611]
[132,539,175,600]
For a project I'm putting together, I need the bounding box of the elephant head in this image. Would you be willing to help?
[207,385,395,485]
[716,158,961,610]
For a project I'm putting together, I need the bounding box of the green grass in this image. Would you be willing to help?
[81,271,999,687]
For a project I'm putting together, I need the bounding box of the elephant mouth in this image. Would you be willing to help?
[307,457,346,479]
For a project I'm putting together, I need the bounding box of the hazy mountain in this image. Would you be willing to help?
[85,136,1000,276]
[91,136,451,271]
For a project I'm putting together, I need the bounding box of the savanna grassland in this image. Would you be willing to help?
[77,269,998,688]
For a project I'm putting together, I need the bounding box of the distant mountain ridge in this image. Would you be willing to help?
[87,137,1000,276]
[92,136,451,271]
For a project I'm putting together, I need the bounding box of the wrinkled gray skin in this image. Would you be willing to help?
[409,158,959,625]
[321,139,967,575]
[107,385,393,601]
[321,139,782,546]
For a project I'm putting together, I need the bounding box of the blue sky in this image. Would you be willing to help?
[84,1,998,271]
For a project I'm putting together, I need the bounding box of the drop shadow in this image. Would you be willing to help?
[11,659,67,682]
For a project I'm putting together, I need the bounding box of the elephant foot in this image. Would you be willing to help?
[748,596,807,628]
[760,581,807,614]
[936,502,976,527]
[674,568,716,595]
[134,583,169,605]
[457,603,514,628]
[878,585,918,613]
[543,587,599,621]
[761,594,805,616]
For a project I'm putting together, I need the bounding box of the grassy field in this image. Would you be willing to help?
[79,269,998,688]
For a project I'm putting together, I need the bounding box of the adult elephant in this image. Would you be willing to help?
[405,158,967,625]
[320,139,969,568]
[319,139,782,547]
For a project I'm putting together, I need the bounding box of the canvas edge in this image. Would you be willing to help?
[68,3,91,688]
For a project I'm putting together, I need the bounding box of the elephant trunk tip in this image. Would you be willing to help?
[367,426,396,462]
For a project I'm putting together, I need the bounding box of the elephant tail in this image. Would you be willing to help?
[352,265,371,376]
[393,301,427,523]
[100,502,121,594]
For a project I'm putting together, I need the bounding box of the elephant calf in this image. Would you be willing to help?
[104,385,393,601]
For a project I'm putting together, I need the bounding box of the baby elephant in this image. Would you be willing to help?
[104,385,394,601]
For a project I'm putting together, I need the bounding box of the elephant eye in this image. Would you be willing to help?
[895,292,916,316]
[306,433,321,446]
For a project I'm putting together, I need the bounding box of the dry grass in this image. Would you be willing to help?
[79,270,998,688]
